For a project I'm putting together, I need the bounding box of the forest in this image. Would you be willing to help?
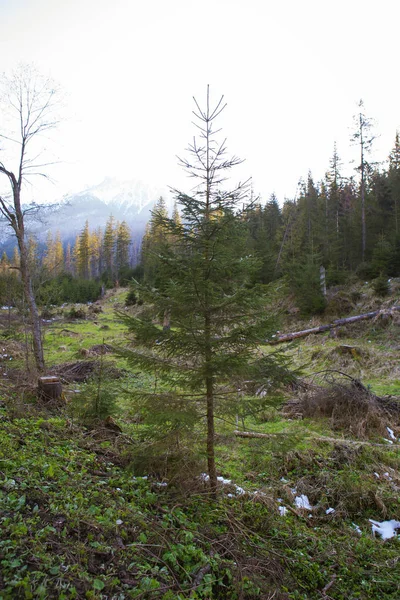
[0,73,400,600]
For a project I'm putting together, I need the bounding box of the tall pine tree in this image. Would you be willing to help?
[119,88,291,493]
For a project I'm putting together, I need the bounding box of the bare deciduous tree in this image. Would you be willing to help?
[0,64,61,373]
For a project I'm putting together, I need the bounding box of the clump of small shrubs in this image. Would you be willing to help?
[67,306,87,319]
[38,273,102,304]
[70,382,119,426]
[372,274,390,297]
[287,256,326,316]
[125,288,143,306]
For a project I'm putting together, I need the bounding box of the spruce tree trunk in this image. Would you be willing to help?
[205,313,217,497]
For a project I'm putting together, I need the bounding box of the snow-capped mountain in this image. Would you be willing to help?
[75,177,168,214]
[0,177,170,250]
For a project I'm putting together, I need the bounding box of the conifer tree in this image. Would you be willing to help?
[43,231,56,274]
[27,236,39,277]
[102,215,116,282]
[77,221,90,279]
[54,231,64,275]
[12,246,20,270]
[116,221,131,273]
[388,131,400,236]
[142,197,170,285]
[119,88,291,493]
[89,228,102,278]
[351,99,376,262]
[65,243,72,274]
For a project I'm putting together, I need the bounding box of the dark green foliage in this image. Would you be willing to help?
[118,264,143,286]
[38,273,102,305]
[0,272,23,306]
[388,235,400,276]
[370,237,392,277]
[118,89,293,489]
[287,255,326,315]
[372,274,390,297]
[125,287,138,306]
[70,382,119,425]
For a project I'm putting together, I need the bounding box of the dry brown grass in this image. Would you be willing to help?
[285,372,400,439]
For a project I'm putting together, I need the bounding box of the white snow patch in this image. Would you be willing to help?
[386,427,396,440]
[352,523,362,535]
[326,507,335,515]
[369,519,400,540]
[374,472,380,479]
[295,494,312,510]
[278,506,287,516]
[217,476,232,485]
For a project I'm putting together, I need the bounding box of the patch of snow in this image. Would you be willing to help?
[280,477,288,483]
[295,495,312,510]
[234,485,245,496]
[369,519,400,540]
[383,439,394,444]
[278,506,287,516]
[387,427,396,440]
[217,476,232,485]
[326,508,335,515]
[352,523,362,535]
[374,472,380,479]
[116,519,123,525]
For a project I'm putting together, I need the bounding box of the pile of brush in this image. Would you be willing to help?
[284,371,400,439]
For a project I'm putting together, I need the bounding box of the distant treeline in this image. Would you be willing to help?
[0,216,142,306]
[2,130,400,312]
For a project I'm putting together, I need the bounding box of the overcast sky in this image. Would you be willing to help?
[1,0,399,204]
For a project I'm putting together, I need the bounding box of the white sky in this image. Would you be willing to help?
[1,0,399,204]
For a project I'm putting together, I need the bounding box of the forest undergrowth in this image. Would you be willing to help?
[0,284,399,599]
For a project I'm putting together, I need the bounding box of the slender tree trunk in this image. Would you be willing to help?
[12,181,45,373]
[16,232,45,372]
[205,312,217,496]
[360,114,366,262]
[203,85,217,496]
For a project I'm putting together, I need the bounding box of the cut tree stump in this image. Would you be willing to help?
[38,376,63,402]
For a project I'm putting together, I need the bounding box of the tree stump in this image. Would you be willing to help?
[38,376,63,402]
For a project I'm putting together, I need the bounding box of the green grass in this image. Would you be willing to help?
[1,286,400,598]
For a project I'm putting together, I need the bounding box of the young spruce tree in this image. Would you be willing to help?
[119,88,291,494]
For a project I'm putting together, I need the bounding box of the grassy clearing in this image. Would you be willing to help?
[1,286,400,598]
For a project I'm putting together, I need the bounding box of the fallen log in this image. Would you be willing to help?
[233,430,395,447]
[268,305,400,344]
